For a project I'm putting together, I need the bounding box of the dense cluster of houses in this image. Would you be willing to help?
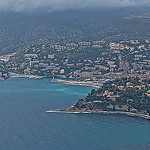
[0,39,149,81]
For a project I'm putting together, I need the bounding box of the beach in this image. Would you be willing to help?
[52,79,102,88]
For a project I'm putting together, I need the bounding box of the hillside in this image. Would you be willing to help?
[1,7,150,54]
[61,77,150,119]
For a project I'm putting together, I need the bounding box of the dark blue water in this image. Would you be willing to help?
[0,77,150,150]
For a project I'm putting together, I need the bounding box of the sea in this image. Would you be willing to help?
[0,77,150,150]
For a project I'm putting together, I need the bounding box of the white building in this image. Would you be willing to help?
[48,54,55,59]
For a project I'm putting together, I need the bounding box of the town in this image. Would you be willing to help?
[0,39,149,84]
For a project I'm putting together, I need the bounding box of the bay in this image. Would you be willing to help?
[0,77,150,150]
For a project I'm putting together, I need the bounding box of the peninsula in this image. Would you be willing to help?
[54,77,150,120]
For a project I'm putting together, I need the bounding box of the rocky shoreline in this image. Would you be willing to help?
[46,109,150,120]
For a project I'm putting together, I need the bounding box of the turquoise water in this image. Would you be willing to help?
[0,77,150,150]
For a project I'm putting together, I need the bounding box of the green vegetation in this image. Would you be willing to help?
[73,77,150,115]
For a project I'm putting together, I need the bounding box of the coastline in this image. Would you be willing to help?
[52,79,102,88]
[7,74,101,88]
[46,109,150,120]
[8,76,150,120]
[50,79,150,120]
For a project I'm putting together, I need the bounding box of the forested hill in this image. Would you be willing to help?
[1,7,150,54]
[70,77,150,115]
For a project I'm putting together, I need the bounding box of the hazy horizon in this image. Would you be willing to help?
[0,0,150,13]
